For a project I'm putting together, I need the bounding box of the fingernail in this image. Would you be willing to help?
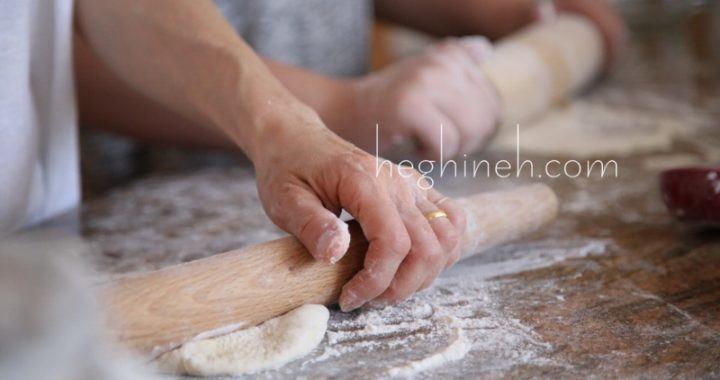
[339,290,363,312]
[328,237,347,264]
[317,220,350,264]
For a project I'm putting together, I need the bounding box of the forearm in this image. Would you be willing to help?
[374,0,537,39]
[74,31,233,149]
[263,60,358,140]
[75,0,310,161]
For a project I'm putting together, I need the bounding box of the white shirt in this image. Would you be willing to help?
[0,0,79,233]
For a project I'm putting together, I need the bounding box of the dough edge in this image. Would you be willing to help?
[155,304,329,377]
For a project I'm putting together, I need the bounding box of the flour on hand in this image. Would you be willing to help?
[155,304,329,377]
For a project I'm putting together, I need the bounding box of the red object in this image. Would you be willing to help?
[661,167,720,224]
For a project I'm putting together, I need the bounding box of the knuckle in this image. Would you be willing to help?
[347,169,375,188]
[382,285,400,302]
[394,92,424,119]
[412,64,447,86]
[362,271,392,295]
[454,207,468,232]
[394,197,417,217]
[413,67,436,84]
[440,225,460,250]
[416,244,443,266]
[341,165,377,195]
[386,231,412,257]
[394,168,418,189]
[353,154,376,170]
[386,284,410,304]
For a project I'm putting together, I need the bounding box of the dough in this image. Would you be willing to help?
[155,304,329,376]
[491,99,695,158]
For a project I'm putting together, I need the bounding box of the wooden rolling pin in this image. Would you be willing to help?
[103,184,558,359]
[483,14,604,126]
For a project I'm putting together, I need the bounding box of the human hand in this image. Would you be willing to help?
[346,37,501,160]
[550,0,627,65]
[253,114,466,311]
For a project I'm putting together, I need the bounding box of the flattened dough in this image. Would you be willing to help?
[155,304,329,376]
[491,98,700,158]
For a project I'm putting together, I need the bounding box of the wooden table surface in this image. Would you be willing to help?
[81,4,720,379]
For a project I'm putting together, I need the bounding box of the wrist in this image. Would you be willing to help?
[314,77,362,141]
[245,101,327,163]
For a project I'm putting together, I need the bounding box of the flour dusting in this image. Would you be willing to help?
[81,166,622,378]
[387,328,470,377]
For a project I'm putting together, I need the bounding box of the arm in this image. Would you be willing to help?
[75,9,499,160]
[75,0,466,311]
[74,30,352,150]
[374,0,626,63]
[374,0,538,39]
[74,30,233,149]
[75,0,302,161]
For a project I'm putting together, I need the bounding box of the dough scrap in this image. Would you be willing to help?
[155,304,329,376]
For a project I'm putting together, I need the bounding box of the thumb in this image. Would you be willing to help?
[267,188,351,264]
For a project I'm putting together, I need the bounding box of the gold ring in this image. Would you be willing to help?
[425,210,448,222]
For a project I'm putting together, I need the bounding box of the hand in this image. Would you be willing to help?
[344,37,501,160]
[551,0,627,65]
[253,113,466,311]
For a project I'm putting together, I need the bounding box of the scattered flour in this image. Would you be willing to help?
[387,328,471,378]
[81,168,286,276]
[82,168,617,378]
[296,267,570,378]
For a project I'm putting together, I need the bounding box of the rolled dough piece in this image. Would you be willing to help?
[490,98,699,158]
[155,304,329,376]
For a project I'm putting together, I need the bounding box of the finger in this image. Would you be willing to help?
[267,183,351,264]
[427,189,466,270]
[416,195,457,268]
[337,175,411,311]
[413,195,458,293]
[410,109,461,160]
[435,84,499,155]
[428,42,501,154]
[375,198,445,304]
